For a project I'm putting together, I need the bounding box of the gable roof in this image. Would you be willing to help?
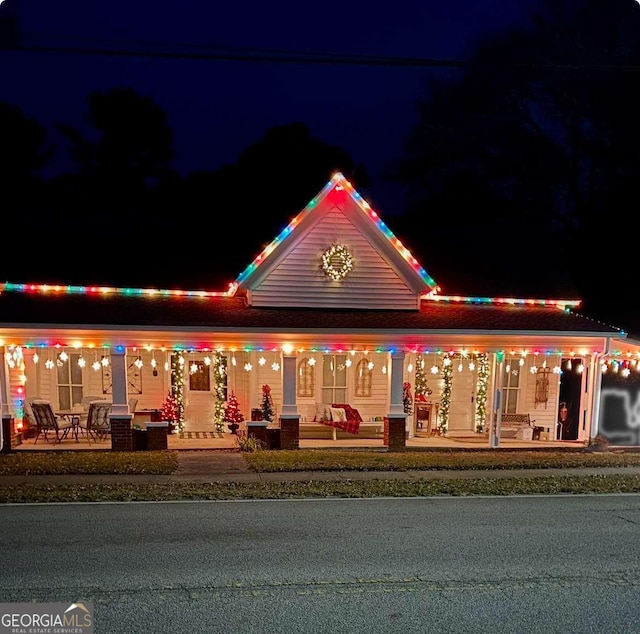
[235,172,439,300]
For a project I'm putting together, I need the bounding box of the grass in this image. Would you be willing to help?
[0,450,178,475]
[244,448,640,472]
[2,447,640,503]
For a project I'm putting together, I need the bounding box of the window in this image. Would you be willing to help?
[354,358,372,397]
[57,352,84,410]
[322,354,347,403]
[297,357,315,397]
[189,361,211,392]
[502,357,521,414]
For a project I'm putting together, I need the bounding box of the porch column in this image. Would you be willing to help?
[587,353,604,441]
[279,347,300,450]
[109,346,133,451]
[385,351,407,451]
[489,353,504,448]
[0,347,11,452]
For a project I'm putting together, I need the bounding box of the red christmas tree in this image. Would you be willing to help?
[224,392,245,424]
[161,391,179,424]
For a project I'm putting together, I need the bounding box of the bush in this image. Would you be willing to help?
[236,435,265,453]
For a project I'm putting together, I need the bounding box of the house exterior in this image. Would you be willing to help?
[1,172,638,450]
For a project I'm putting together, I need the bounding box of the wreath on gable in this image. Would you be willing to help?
[321,244,354,281]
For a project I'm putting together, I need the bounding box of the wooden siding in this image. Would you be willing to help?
[522,358,560,435]
[250,208,419,310]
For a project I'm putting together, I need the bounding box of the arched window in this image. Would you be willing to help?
[355,358,372,397]
[297,357,315,397]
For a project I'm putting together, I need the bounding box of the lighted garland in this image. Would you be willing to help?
[170,352,185,432]
[212,351,227,433]
[321,244,354,280]
[414,354,432,399]
[438,354,453,434]
[475,353,489,433]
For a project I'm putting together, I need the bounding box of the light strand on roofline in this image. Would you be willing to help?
[423,294,581,309]
[236,172,440,290]
[0,281,238,298]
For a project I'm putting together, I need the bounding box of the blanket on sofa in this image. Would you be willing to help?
[315,403,362,435]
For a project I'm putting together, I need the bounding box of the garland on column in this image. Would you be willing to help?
[438,354,453,434]
[170,352,185,432]
[212,351,227,433]
[475,353,489,433]
[414,354,432,400]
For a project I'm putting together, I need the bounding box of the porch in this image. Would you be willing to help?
[11,429,582,451]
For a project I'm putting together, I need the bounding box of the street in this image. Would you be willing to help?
[1,494,640,633]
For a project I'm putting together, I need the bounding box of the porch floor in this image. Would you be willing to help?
[12,431,583,451]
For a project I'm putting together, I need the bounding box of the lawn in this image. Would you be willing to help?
[2,447,640,503]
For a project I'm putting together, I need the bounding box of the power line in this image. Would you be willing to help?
[6,40,640,72]
[3,30,640,72]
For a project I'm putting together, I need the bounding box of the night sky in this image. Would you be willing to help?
[7,0,627,328]
[0,0,537,207]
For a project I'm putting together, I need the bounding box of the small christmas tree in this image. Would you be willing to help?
[403,381,413,415]
[224,392,245,428]
[261,384,275,423]
[160,390,180,433]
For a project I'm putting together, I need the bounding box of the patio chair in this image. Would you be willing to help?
[81,395,106,410]
[78,401,112,443]
[30,400,75,444]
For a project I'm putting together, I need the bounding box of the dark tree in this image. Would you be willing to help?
[392,0,640,333]
[55,87,178,230]
[180,122,369,288]
[0,101,54,243]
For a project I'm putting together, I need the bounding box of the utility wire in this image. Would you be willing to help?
[4,33,640,72]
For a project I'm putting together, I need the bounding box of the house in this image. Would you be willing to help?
[1,172,639,450]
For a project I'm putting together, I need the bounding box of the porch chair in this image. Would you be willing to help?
[30,400,75,444]
[78,401,113,443]
[81,395,106,410]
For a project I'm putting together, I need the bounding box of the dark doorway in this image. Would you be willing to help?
[559,359,583,440]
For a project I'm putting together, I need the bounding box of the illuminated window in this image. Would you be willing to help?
[189,361,211,392]
[502,357,520,414]
[322,354,347,403]
[57,353,84,410]
[354,358,372,397]
[297,357,315,397]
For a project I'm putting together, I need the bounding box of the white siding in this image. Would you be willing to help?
[521,359,559,433]
[250,208,419,310]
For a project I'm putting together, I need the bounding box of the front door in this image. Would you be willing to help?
[183,356,215,431]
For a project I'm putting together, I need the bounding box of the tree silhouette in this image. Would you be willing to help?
[55,87,179,242]
[179,122,369,289]
[0,101,54,241]
[392,0,640,333]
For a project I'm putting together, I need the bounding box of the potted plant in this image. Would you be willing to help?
[224,392,244,434]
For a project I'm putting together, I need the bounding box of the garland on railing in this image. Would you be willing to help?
[438,354,452,434]
[475,353,489,433]
[212,351,227,433]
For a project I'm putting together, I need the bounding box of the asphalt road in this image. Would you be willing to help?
[1,494,640,634]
